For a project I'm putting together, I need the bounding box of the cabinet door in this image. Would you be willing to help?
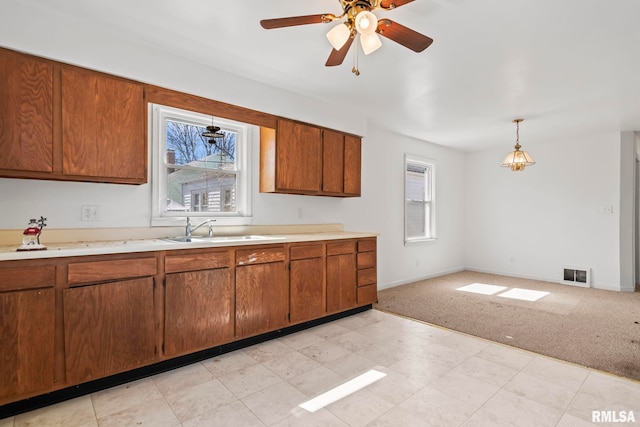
[0,49,53,173]
[0,288,55,400]
[322,129,344,194]
[236,262,287,337]
[344,135,361,196]
[276,120,322,192]
[165,268,234,356]
[290,257,325,323]
[326,253,357,313]
[63,277,155,383]
[61,68,146,182]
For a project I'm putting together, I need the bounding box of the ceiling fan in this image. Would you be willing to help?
[260,0,433,74]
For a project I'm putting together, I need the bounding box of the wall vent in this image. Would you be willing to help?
[562,266,591,287]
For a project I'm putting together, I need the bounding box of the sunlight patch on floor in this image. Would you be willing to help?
[299,369,387,413]
[497,288,550,301]
[456,283,550,302]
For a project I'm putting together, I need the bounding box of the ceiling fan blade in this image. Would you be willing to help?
[260,14,330,29]
[376,19,433,52]
[379,0,415,9]
[325,34,355,66]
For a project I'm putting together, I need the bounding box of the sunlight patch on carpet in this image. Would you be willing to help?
[497,288,550,301]
[456,283,507,295]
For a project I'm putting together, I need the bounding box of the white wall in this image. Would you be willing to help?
[342,125,467,288]
[464,131,624,290]
[0,0,633,291]
[0,3,467,289]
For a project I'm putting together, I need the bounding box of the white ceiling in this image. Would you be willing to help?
[10,0,640,151]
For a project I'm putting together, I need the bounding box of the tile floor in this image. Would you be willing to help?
[3,309,640,426]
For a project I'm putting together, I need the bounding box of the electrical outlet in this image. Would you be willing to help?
[297,208,304,220]
[81,205,100,221]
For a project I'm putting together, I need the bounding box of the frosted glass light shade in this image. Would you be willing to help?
[327,23,351,50]
[360,32,382,55]
[355,11,378,35]
[501,148,535,171]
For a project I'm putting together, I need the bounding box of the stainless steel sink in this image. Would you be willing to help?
[163,235,285,244]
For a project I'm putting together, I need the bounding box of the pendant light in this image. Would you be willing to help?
[501,118,535,172]
[202,117,224,144]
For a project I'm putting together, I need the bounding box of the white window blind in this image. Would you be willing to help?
[405,155,435,242]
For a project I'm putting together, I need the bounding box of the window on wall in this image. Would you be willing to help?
[405,155,435,243]
[150,104,253,225]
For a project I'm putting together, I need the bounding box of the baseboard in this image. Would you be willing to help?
[378,267,465,290]
[465,267,559,285]
[466,267,631,292]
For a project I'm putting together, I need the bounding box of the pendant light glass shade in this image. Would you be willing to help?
[501,119,535,171]
[327,23,351,50]
[360,33,382,55]
[501,147,535,171]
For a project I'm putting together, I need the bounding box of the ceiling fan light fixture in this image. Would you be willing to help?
[360,32,382,55]
[326,22,352,50]
[355,11,378,35]
[501,118,535,172]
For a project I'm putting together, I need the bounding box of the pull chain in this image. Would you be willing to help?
[352,34,360,76]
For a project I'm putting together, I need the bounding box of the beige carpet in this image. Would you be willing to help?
[375,271,640,381]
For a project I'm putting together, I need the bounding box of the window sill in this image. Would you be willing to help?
[404,237,437,245]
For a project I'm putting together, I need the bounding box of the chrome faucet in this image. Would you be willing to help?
[185,217,216,239]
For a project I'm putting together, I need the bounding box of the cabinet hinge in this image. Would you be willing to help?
[154,345,158,355]
[288,313,291,321]
[162,342,165,353]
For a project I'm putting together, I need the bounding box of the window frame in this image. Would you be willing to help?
[150,103,253,226]
[404,154,436,244]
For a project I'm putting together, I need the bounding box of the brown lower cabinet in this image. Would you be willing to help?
[165,268,234,357]
[0,288,55,400]
[326,241,358,313]
[290,243,325,323]
[0,237,376,407]
[164,249,234,357]
[235,245,288,338]
[63,278,156,384]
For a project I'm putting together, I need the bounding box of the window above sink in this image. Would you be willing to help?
[150,104,255,227]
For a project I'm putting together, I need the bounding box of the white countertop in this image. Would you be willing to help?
[0,232,377,261]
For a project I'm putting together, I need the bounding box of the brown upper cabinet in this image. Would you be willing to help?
[0,48,147,184]
[323,130,362,196]
[260,119,362,197]
[0,49,54,174]
[61,68,146,182]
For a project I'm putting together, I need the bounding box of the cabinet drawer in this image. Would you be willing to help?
[0,265,56,292]
[236,246,285,265]
[290,244,323,260]
[165,250,230,273]
[357,284,377,305]
[357,239,376,252]
[326,241,356,256]
[357,268,376,286]
[357,252,376,269]
[68,257,157,285]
